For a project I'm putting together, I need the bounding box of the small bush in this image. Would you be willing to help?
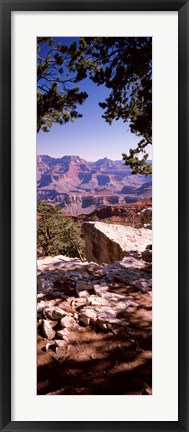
[37,201,85,259]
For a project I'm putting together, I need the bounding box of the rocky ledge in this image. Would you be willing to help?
[83,221,152,264]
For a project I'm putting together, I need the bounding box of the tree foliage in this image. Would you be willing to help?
[37,37,90,133]
[37,37,152,174]
[79,37,152,174]
[37,201,85,259]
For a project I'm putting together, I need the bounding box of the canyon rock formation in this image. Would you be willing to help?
[37,155,152,215]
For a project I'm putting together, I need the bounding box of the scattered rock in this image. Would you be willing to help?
[37,239,152,396]
[43,306,68,320]
[42,320,56,340]
[97,314,128,329]
[88,295,109,306]
[78,308,97,326]
[60,316,76,329]
[71,297,88,308]
[93,284,109,295]
[37,220,152,380]
[56,328,70,341]
[37,300,46,313]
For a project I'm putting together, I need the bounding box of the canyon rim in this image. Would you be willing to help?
[37,36,152,395]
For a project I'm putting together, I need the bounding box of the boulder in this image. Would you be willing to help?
[82,222,152,264]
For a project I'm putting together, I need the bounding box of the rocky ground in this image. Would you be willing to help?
[37,242,152,395]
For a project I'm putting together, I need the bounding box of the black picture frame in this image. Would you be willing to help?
[0,0,188,431]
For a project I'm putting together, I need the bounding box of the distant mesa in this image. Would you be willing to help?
[37,154,152,215]
[94,188,117,196]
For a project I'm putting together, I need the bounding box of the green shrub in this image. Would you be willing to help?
[37,201,85,259]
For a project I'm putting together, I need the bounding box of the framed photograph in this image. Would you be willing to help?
[0,0,188,431]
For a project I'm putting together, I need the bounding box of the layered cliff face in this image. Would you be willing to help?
[77,200,152,226]
[37,155,152,215]
[37,190,127,215]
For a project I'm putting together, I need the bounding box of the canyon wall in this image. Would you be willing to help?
[37,155,152,215]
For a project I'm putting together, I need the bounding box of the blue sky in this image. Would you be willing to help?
[37,37,152,162]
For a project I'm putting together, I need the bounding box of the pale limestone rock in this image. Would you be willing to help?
[60,316,76,329]
[99,307,116,317]
[43,306,68,320]
[88,295,109,307]
[56,328,70,341]
[71,297,88,308]
[78,308,97,326]
[78,315,90,326]
[97,315,129,330]
[37,255,95,276]
[79,312,91,326]
[37,300,46,313]
[115,256,145,269]
[37,244,152,337]
[42,320,56,340]
[93,284,109,295]
[101,292,126,302]
[37,292,46,299]
[78,290,90,298]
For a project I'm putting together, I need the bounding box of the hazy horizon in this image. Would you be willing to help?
[37,153,152,163]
